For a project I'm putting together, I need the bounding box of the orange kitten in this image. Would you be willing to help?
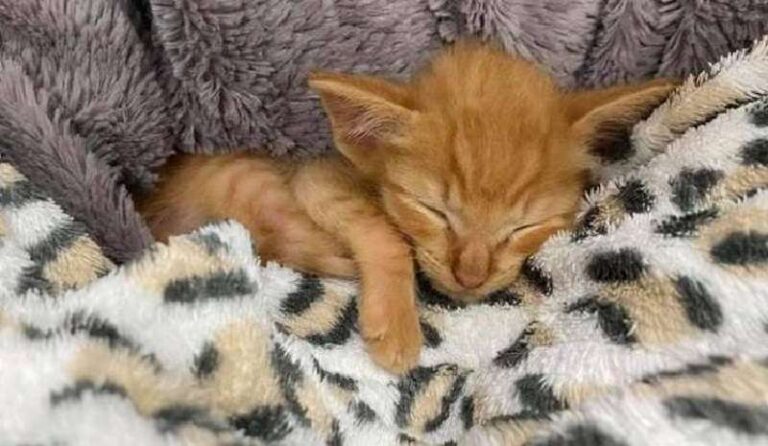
[139,42,674,373]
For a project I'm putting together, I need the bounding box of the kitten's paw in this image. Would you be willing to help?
[360,294,422,374]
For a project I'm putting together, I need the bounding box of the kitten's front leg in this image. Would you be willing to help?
[292,160,422,373]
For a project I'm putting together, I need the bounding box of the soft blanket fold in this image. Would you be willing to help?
[1,31,768,445]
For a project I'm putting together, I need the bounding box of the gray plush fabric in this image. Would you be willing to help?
[0,0,766,262]
[148,0,449,155]
[0,0,173,262]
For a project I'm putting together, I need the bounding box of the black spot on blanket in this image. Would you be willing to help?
[154,404,226,433]
[27,223,83,264]
[328,420,343,446]
[164,270,253,303]
[304,298,358,346]
[0,180,47,207]
[742,138,768,166]
[521,258,553,295]
[420,319,443,348]
[351,401,377,424]
[484,288,522,306]
[395,364,460,428]
[567,297,636,344]
[689,97,756,131]
[527,424,628,446]
[515,373,567,419]
[67,311,136,350]
[461,396,475,430]
[271,343,309,425]
[230,405,292,441]
[751,101,768,127]
[193,342,219,379]
[15,269,54,295]
[641,355,732,383]
[50,380,127,406]
[711,231,768,266]
[494,324,537,368]
[417,272,464,310]
[281,274,324,315]
[424,374,465,433]
[17,223,85,294]
[671,168,724,212]
[64,312,163,370]
[664,397,768,435]
[617,179,655,214]
[571,206,608,242]
[675,277,723,332]
[21,323,53,340]
[586,248,646,283]
[314,359,358,391]
[655,208,719,237]
[191,232,227,255]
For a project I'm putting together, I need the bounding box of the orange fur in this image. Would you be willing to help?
[139,41,675,373]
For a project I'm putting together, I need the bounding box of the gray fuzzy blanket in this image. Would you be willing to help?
[0,0,766,261]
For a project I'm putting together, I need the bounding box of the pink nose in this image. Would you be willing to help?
[453,240,490,289]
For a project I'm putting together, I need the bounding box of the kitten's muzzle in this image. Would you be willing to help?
[452,239,491,289]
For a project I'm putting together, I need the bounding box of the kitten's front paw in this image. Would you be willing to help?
[360,291,423,374]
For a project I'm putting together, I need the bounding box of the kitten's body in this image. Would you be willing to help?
[140,42,674,373]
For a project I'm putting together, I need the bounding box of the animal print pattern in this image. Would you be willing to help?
[2,38,768,445]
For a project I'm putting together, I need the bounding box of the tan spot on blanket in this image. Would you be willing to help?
[128,236,237,296]
[709,166,768,204]
[0,164,26,185]
[468,417,543,446]
[294,381,335,437]
[174,425,248,446]
[70,344,204,413]
[558,383,608,407]
[405,368,460,433]
[636,359,768,404]
[594,196,627,227]
[698,205,768,275]
[280,282,351,338]
[603,278,694,344]
[206,320,284,412]
[650,77,752,144]
[43,235,113,292]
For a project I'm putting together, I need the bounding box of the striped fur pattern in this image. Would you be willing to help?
[2,39,768,445]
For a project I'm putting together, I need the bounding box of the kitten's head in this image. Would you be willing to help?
[310,42,673,302]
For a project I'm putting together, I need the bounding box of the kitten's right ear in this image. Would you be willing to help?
[309,71,414,173]
[568,80,677,163]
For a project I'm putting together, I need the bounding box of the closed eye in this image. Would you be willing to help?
[512,223,536,233]
[418,201,449,222]
[502,222,541,243]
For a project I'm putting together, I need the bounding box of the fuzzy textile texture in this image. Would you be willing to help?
[2,38,768,445]
[0,0,767,261]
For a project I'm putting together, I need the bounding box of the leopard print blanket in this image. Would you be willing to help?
[1,38,768,446]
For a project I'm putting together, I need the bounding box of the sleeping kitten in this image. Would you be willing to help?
[139,42,674,373]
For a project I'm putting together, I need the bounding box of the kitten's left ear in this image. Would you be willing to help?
[568,80,677,162]
[309,71,415,173]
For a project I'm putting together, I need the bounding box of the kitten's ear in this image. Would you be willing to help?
[567,80,676,162]
[309,71,414,172]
